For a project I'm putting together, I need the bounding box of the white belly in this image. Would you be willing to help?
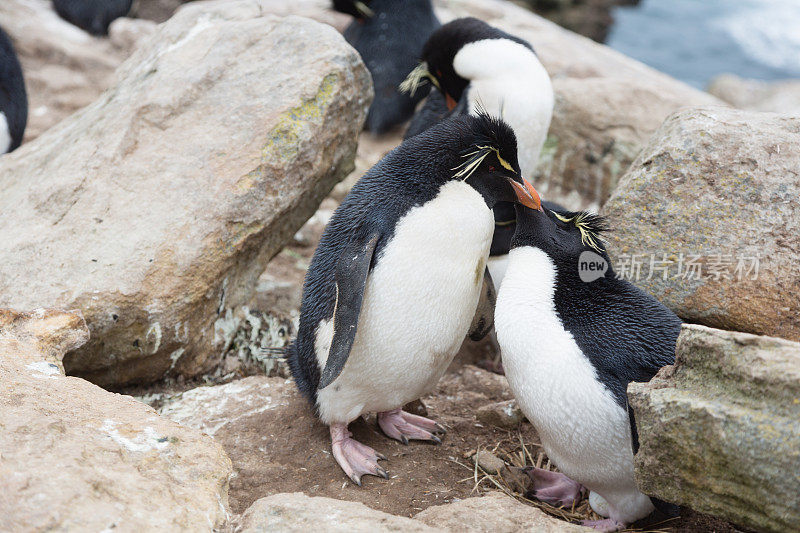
[496,247,653,523]
[316,181,494,424]
[0,112,11,154]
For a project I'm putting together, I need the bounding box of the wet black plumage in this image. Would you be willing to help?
[334,0,440,134]
[52,0,133,36]
[0,27,27,153]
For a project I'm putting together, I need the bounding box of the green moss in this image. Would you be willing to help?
[262,73,339,164]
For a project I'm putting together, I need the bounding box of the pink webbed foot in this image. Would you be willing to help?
[377,408,446,445]
[524,467,585,508]
[581,518,626,532]
[330,423,388,486]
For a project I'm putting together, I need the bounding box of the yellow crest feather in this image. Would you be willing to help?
[552,211,605,252]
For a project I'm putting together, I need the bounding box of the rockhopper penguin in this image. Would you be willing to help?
[333,0,440,134]
[495,205,682,532]
[52,0,133,36]
[288,113,542,484]
[401,17,554,286]
[0,26,27,154]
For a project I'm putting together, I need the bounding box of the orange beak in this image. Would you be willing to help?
[508,178,543,211]
[445,93,458,111]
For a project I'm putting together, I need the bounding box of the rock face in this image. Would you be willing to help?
[603,107,800,341]
[414,492,591,532]
[0,308,233,531]
[708,74,800,115]
[238,493,441,532]
[0,7,371,387]
[629,324,800,533]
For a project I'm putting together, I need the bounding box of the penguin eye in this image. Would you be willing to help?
[488,165,496,172]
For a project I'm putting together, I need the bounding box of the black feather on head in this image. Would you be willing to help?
[456,110,520,177]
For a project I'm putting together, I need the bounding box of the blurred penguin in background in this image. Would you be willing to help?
[0,27,27,155]
[402,17,553,178]
[52,0,133,36]
[333,0,440,134]
[401,17,554,287]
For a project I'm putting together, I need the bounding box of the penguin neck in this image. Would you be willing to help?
[498,246,567,362]
[455,39,553,177]
[501,247,557,308]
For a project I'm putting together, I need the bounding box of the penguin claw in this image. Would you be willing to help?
[330,424,389,486]
[377,408,446,444]
[524,467,584,507]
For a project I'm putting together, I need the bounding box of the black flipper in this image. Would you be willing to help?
[318,232,381,390]
[468,267,496,341]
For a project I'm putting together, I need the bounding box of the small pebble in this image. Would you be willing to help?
[473,450,506,474]
[475,400,525,429]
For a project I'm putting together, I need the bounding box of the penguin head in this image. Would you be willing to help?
[332,0,374,19]
[511,205,612,281]
[425,112,542,211]
[401,18,534,110]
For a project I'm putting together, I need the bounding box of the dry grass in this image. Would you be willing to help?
[450,429,678,532]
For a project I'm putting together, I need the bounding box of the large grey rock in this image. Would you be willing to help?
[708,74,800,115]
[603,107,800,341]
[414,492,591,532]
[238,493,441,532]
[629,324,800,533]
[0,8,371,387]
[0,308,233,531]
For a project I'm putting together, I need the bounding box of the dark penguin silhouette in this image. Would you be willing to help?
[332,0,440,134]
[0,27,27,154]
[495,205,682,532]
[400,17,554,286]
[52,0,133,36]
[287,113,542,485]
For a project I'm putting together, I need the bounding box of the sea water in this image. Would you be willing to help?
[607,0,800,88]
